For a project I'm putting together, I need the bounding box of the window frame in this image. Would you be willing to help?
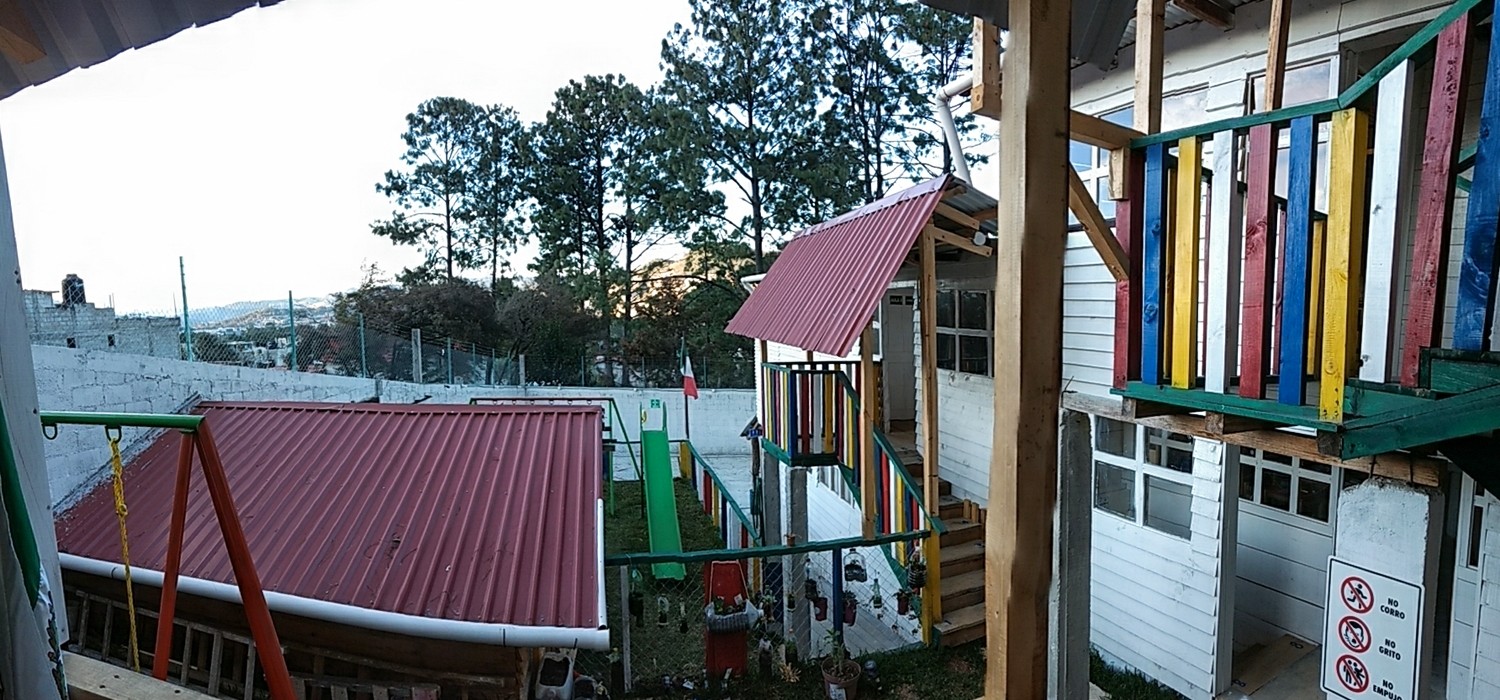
[1091,418,1197,540]
[1237,445,1338,533]
[934,288,993,377]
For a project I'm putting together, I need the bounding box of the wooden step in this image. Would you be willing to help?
[939,518,982,548]
[935,602,986,647]
[940,539,985,576]
[938,495,965,521]
[940,569,986,611]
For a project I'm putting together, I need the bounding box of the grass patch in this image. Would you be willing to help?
[1090,650,1185,700]
[606,479,728,555]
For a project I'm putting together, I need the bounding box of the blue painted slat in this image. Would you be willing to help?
[1279,117,1317,405]
[1455,21,1500,350]
[1142,144,1168,385]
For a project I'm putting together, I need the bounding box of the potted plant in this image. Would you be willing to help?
[704,594,761,633]
[820,630,860,699]
[842,594,859,625]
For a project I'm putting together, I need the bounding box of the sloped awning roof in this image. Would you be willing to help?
[726,175,954,357]
[55,401,604,639]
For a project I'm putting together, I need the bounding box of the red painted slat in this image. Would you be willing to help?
[1240,124,1280,398]
[1402,14,1476,385]
[1114,152,1146,389]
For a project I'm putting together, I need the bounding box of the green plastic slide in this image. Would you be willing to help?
[640,400,685,579]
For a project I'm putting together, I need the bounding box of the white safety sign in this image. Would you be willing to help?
[1322,557,1423,700]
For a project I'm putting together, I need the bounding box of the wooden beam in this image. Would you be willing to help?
[972,19,1002,119]
[1239,124,1279,399]
[1319,108,1371,422]
[1070,112,1145,150]
[919,226,943,645]
[1172,0,1234,30]
[969,206,998,222]
[1067,168,1130,282]
[925,224,992,257]
[1141,144,1169,385]
[1134,0,1165,132]
[1112,153,1145,389]
[0,0,43,65]
[1205,130,1244,393]
[1171,136,1202,389]
[986,0,1069,691]
[1330,382,1500,458]
[1363,59,1416,384]
[1205,412,1277,435]
[1401,15,1474,385]
[1264,0,1293,110]
[935,201,982,231]
[1277,115,1316,406]
[860,324,877,539]
[1060,392,1445,487]
[1122,397,1193,419]
[1453,17,1500,351]
[1109,149,1131,201]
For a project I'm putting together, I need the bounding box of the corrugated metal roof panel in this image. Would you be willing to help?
[55,401,603,631]
[725,175,952,356]
[0,0,282,102]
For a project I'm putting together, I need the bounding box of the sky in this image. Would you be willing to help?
[0,0,693,313]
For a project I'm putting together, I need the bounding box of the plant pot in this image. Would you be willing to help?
[814,596,829,621]
[821,660,861,700]
[842,599,858,625]
[896,592,911,616]
[906,562,927,590]
[704,605,760,633]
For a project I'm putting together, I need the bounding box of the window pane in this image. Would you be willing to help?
[1145,475,1193,538]
[1263,450,1294,467]
[1161,89,1208,131]
[937,290,956,327]
[1095,417,1136,459]
[1471,506,1484,568]
[1251,61,1331,112]
[1097,177,1117,218]
[1166,446,1194,474]
[1302,460,1332,475]
[936,333,956,371]
[958,336,989,375]
[1297,479,1331,522]
[1104,107,1133,127]
[1094,462,1136,519]
[958,291,988,330]
[1261,470,1292,511]
[1070,141,1092,169]
[1239,464,1256,500]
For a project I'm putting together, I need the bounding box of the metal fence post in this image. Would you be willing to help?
[619,566,633,693]
[179,256,194,362]
[832,547,844,643]
[519,354,526,386]
[358,313,368,379]
[411,329,423,383]
[445,338,454,384]
[286,291,297,371]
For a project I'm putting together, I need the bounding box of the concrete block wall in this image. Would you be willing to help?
[31,346,753,508]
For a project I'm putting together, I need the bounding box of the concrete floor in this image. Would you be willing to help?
[1216,652,1447,700]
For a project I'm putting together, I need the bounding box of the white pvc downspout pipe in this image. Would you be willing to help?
[61,509,612,651]
[933,73,977,185]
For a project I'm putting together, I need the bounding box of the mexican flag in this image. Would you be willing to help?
[680,341,699,399]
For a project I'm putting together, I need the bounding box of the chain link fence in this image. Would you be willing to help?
[21,288,755,388]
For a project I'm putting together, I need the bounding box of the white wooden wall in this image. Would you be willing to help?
[1469,500,1500,697]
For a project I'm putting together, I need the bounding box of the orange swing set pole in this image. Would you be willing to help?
[151,432,194,680]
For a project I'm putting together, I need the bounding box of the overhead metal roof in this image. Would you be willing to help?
[55,401,604,633]
[726,175,956,356]
[0,0,284,101]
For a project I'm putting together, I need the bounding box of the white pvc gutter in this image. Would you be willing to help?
[61,526,612,651]
[933,73,977,185]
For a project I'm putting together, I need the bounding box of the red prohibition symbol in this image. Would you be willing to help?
[1341,576,1374,614]
[1339,616,1372,653]
[1337,655,1370,693]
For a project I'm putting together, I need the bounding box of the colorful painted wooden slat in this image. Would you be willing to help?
[1362,60,1416,383]
[1320,108,1371,422]
[1206,130,1244,393]
[1400,15,1472,384]
[1241,124,1280,398]
[1454,15,1500,352]
[1172,136,1203,388]
[1114,151,1146,389]
[1279,116,1318,406]
[1142,144,1169,385]
[1307,219,1326,375]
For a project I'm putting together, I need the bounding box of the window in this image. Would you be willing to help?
[1239,447,1337,525]
[1469,505,1484,568]
[1247,60,1334,209]
[65,337,76,348]
[934,290,991,376]
[1095,461,1135,518]
[1091,419,1195,539]
[106,334,116,348]
[816,466,857,506]
[1070,89,1209,223]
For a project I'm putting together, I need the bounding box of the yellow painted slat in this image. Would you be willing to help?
[1320,109,1371,422]
[1172,137,1203,388]
[1306,218,1326,373]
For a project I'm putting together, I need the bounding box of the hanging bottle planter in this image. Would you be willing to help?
[805,579,819,599]
[814,595,830,621]
[704,595,760,634]
[844,552,869,583]
[629,590,644,625]
[842,596,859,625]
[657,596,670,627]
[787,592,797,611]
[906,558,927,590]
[895,590,912,616]
[870,581,884,609]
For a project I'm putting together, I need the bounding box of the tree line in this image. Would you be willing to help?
[340,0,987,387]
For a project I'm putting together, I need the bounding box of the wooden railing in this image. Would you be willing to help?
[679,440,761,549]
[1115,0,1499,428]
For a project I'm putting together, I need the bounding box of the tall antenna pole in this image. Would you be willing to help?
[179,257,194,362]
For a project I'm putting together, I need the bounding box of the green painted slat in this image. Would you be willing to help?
[1422,350,1500,393]
[1115,381,1340,430]
[39,411,203,431]
[605,529,932,566]
[1131,0,1488,149]
[1335,382,1500,458]
[1343,380,1435,417]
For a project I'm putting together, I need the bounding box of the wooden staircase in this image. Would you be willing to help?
[889,434,988,647]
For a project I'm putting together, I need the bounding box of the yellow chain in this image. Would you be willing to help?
[106,428,141,673]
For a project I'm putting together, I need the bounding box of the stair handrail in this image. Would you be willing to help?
[676,438,763,547]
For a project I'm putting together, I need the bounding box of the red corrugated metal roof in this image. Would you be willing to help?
[55,402,603,630]
[726,175,952,356]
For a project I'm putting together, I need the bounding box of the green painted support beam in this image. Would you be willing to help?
[1326,382,1500,459]
[39,411,202,432]
[1115,382,1338,430]
[1344,379,1436,417]
[1420,348,1500,394]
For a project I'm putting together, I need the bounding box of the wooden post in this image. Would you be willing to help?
[986,0,1070,692]
[1278,116,1317,406]
[1362,60,1415,383]
[1320,108,1371,422]
[1171,136,1203,388]
[1452,15,1500,352]
[1134,0,1164,133]
[860,324,877,539]
[1205,130,1244,393]
[919,229,944,641]
[1048,411,1091,700]
[972,19,1002,119]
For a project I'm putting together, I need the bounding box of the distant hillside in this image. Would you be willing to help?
[194,297,336,330]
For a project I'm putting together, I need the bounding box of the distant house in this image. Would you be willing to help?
[54,401,606,700]
[23,288,181,359]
